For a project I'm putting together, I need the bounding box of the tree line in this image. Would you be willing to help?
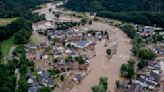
[65,0,164,27]
[0,18,31,42]
[65,0,164,12]
[0,45,35,92]
[97,11,164,28]
[120,24,157,79]
[0,0,44,18]
[0,0,45,91]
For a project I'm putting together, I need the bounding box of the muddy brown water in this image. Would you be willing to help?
[76,22,132,92]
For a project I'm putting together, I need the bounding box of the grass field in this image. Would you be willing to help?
[39,3,47,8]
[30,33,39,45]
[0,18,17,26]
[0,35,15,57]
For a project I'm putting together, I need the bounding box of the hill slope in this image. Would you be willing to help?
[65,0,164,12]
[0,0,43,18]
[65,0,164,27]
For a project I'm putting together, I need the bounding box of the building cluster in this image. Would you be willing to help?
[25,27,108,91]
[121,59,161,92]
[154,44,164,58]
[136,26,164,38]
[27,68,55,92]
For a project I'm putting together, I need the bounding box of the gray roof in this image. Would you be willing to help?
[149,71,159,82]
[44,77,54,86]
[127,83,144,92]
[26,72,38,83]
[145,81,155,86]
[28,84,40,92]
[36,68,55,87]
[138,77,146,83]
[75,74,82,81]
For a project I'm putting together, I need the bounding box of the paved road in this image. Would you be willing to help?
[15,68,20,90]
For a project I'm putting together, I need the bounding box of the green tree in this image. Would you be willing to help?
[131,45,139,56]
[121,24,137,39]
[127,59,135,67]
[15,28,32,44]
[81,18,87,25]
[121,60,135,78]
[92,85,106,92]
[157,34,163,41]
[99,77,108,90]
[18,77,28,92]
[92,76,108,92]
[75,56,85,64]
[40,86,51,92]
[115,80,120,88]
[0,64,16,91]
[60,75,64,81]
[89,20,93,25]
[137,60,148,69]
[0,50,2,62]
[53,58,59,63]
[106,49,111,55]
[138,49,156,60]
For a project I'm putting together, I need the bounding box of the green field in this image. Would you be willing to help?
[30,33,39,45]
[0,18,17,26]
[0,35,15,57]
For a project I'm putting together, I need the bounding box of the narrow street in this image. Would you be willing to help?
[15,68,20,90]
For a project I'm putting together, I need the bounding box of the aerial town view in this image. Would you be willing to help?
[0,0,164,92]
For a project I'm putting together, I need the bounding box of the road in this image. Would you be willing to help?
[15,68,20,90]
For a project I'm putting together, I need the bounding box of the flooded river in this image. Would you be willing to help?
[33,2,132,92]
[77,22,132,92]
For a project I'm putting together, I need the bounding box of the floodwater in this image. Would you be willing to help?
[76,22,132,92]
[33,2,132,92]
[33,3,56,21]
[33,3,80,22]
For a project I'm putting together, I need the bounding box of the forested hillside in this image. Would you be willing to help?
[0,0,44,91]
[0,0,46,42]
[65,0,164,12]
[65,0,164,27]
[0,0,46,58]
[0,0,43,18]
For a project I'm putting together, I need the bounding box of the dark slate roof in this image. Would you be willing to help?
[155,47,164,53]
[28,84,40,92]
[36,68,55,87]
[76,41,89,48]
[53,30,78,36]
[26,72,38,83]
[26,72,33,78]
[75,74,82,81]
[127,83,144,92]
[40,71,49,79]
[149,71,159,82]
[145,80,155,86]
[138,77,146,83]
[148,60,160,70]
[44,77,54,86]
